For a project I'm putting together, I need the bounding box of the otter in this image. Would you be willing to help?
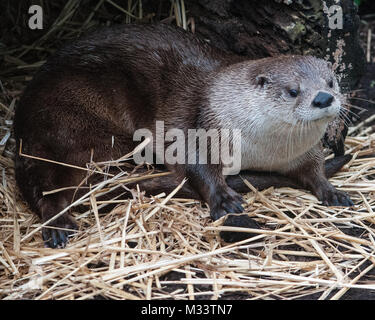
[14,24,353,248]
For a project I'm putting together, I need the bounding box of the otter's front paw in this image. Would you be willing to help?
[209,186,244,221]
[220,214,260,243]
[42,214,78,248]
[320,189,354,207]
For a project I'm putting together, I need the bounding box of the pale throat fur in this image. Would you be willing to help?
[206,57,344,174]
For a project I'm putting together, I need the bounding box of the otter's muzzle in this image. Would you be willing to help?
[312,92,334,109]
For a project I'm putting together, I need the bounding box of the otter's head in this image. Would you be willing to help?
[209,55,346,167]
[250,55,344,125]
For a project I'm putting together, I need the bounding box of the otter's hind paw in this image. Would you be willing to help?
[209,186,244,221]
[321,189,354,207]
[220,214,260,243]
[42,215,77,248]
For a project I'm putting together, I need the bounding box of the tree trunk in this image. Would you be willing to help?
[181,0,365,91]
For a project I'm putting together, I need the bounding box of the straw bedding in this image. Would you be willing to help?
[0,114,374,300]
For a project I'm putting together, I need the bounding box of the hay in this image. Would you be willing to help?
[1,0,375,301]
[0,118,374,300]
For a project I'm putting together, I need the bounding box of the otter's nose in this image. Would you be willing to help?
[312,92,334,109]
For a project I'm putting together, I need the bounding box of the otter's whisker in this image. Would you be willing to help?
[339,109,353,126]
[343,107,361,119]
[343,103,366,113]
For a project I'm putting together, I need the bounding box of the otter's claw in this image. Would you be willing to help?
[42,215,77,248]
[321,189,354,207]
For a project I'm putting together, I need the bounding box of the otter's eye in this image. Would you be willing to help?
[289,89,299,98]
[328,79,334,88]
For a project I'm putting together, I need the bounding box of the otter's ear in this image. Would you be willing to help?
[255,74,271,87]
[326,61,333,70]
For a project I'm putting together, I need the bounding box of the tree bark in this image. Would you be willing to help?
[182,0,365,91]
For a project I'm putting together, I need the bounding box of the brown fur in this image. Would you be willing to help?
[14,24,352,248]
